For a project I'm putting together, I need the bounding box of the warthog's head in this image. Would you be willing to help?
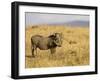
[51,33,63,47]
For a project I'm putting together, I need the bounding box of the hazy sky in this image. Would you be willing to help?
[25,12,89,26]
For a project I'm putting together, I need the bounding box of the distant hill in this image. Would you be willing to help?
[67,21,89,27]
[26,20,89,27]
[47,20,89,27]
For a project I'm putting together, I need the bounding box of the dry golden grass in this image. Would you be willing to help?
[25,25,89,68]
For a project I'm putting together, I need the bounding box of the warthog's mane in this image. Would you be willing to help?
[48,35,56,40]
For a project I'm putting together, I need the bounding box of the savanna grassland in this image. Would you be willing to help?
[25,25,89,68]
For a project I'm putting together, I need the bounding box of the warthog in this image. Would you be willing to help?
[31,33,62,57]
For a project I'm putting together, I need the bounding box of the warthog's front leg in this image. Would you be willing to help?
[50,48,56,54]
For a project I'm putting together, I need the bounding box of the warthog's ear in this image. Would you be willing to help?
[53,32,63,38]
[53,33,58,37]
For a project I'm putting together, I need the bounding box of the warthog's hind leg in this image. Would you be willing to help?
[31,45,36,57]
[32,48,35,57]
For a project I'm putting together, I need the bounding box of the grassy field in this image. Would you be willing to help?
[25,25,89,68]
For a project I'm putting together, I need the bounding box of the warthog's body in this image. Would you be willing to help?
[31,33,62,57]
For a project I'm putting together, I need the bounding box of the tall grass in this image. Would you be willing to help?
[25,25,89,68]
